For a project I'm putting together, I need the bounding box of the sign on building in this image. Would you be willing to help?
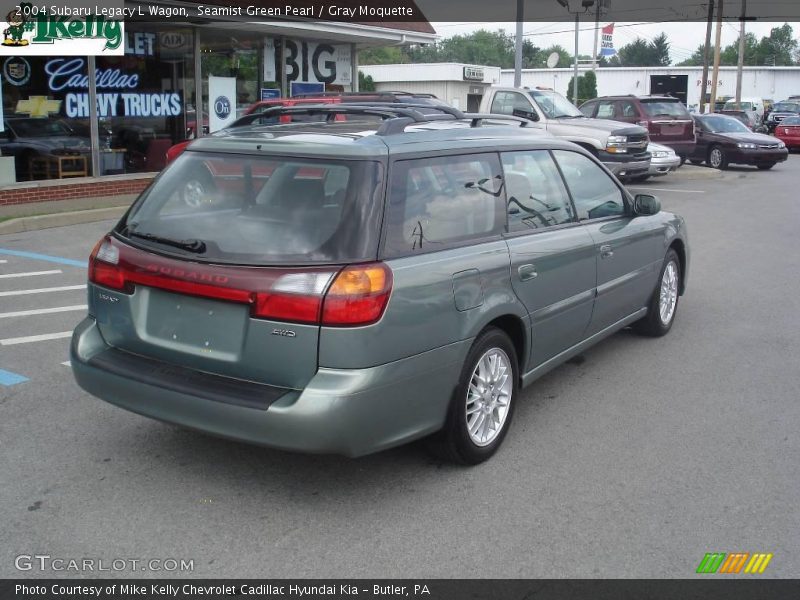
[264,38,351,86]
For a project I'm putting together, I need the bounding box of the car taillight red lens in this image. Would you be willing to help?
[87,236,392,327]
[89,237,127,291]
[321,264,393,326]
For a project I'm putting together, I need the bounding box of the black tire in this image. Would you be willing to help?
[688,159,703,166]
[634,249,681,337]
[678,156,687,167]
[708,145,728,170]
[427,327,519,465]
[756,163,775,170]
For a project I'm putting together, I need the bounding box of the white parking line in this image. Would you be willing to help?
[0,305,87,319]
[0,269,62,279]
[0,331,73,346]
[0,284,86,297]
[627,187,706,194]
[0,259,7,264]
[62,361,71,367]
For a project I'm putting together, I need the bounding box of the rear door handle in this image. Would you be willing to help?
[518,264,538,281]
[600,244,614,259]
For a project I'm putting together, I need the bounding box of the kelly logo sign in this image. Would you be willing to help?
[1,3,124,55]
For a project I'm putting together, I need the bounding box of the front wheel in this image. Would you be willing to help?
[634,249,681,337]
[688,159,703,166]
[708,145,728,169]
[427,327,518,465]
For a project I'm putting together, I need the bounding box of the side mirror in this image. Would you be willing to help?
[512,108,539,122]
[633,193,661,216]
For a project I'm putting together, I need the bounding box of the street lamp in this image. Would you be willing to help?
[557,0,595,105]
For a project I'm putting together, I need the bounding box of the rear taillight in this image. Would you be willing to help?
[88,236,392,327]
[89,237,127,291]
[322,264,393,326]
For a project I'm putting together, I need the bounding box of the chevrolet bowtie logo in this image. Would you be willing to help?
[696,552,773,574]
[15,96,62,118]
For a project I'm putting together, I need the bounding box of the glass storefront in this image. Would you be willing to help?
[0,25,356,184]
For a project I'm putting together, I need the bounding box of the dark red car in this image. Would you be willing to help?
[580,95,696,162]
[774,116,800,150]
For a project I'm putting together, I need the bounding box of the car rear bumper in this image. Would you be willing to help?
[71,317,468,457]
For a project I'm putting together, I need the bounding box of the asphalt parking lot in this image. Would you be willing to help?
[1,158,799,579]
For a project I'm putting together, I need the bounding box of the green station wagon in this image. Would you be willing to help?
[71,105,689,464]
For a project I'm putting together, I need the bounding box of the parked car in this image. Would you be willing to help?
[689,113,788,170]
[0,117,91,180]
[71,104,688,464]
[481,87,651,180]
[579,95,695,163]
[764,100,800,133]
[629,142,680,182]
[718,109,765,132]
[722,97,766,122]
[774,116,800,150]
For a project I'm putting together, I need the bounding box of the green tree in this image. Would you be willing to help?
[566,70,598,105]
[616,38,655,67]
[677,44,707,67]
[358,46,409,65]
[755,24,798,66]
[651,33,671,66]
[358,71,376,91]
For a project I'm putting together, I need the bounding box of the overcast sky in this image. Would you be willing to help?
[431,21,799,65]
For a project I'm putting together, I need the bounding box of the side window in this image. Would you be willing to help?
[579,102,596,117]
[596,101,616,119]
[501,150,576,232]
[383,153,505,258]
[552,150,626,220]
[619,101,638,118]
[491,91,531,116]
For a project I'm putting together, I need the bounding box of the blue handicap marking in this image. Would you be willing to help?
[0,368,29,386]
[0,248,87,268]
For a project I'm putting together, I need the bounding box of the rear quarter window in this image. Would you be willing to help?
[382,153,505,258]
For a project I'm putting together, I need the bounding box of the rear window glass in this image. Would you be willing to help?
[782,116,800,125]
[773,102,800,112]
[383,153,505,258]
[119,152,384,265]
[641,100,690,117]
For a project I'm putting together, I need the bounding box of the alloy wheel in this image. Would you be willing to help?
[659,261,679,325]
[465,348,513,447]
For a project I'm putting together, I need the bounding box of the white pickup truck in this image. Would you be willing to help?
[480,86,652,180]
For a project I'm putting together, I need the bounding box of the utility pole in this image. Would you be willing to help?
[573,10,580,103]
[514,0,524,87]
[592,0,601,70]
[735,0,746,109]
[709,0,724,113]
[700,0,714,114]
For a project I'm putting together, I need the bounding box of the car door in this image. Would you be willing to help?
[691,117,710,159]
[595,99,617,120]
[501,150,596,368]
[490,90,546,131]
[552,149,662,335]
[615,99,641,125]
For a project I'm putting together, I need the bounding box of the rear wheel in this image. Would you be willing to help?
[688,159,703,165]
[634,249,681,337]
[756,163,775,170]
[427,327,518,465]
[708,145,728,169]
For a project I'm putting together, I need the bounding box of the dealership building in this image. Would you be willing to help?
[0,1,435,205]
[499,66,800,108]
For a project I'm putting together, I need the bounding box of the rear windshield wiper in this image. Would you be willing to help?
[127,231,206,254]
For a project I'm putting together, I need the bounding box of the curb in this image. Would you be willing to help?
[0,206,126,235]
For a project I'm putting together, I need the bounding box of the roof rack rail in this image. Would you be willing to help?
[342,101,465,119]
[462,113,532,128]
[247,104,463,136]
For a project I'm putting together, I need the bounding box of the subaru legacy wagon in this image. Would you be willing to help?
[71,105,689,464]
